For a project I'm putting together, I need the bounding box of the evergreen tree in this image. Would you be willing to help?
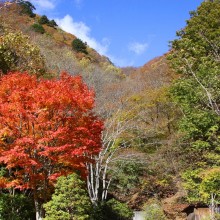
[48,19,58,27]
[17,0,36,17]
[72,38,88,54]
[44,174,92,220]
[38,15,49,25]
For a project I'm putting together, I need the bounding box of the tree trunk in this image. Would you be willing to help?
[209,193,216,220]
[35,199,44,220]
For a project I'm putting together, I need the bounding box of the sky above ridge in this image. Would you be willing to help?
[30,0,204,67]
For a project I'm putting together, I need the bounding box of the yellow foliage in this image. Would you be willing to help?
[199,168,220,202]
[79,57,91,68]
[0,31,46,76]
[101,62,123,76]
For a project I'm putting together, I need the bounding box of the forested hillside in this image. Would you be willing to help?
[0,1,219,220]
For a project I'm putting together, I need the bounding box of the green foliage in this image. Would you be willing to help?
[171,0,220,71]
[104,199,133,220]
[169,0,220,117]
[72,38,88,54]
[44,173,92,220]
[0,192,35,220]
[182,169,203,203]
[91,199,133,220]
[110,160,142,193]
[18,0,36,17]
[182,168,220,203]
[199,168,220,202]
[38,16,58,28]
[31,23,45,34]
[48,19,58,28]
[144,203,167,220]
[39,15,50,25]
[168,0,220,205]
[0,167,6,177]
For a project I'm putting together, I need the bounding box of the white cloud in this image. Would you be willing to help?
[30,0,56,10]
[56,15,109,55]
[128,42,148,55]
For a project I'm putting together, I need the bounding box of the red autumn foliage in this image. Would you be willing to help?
[0,72,103,195]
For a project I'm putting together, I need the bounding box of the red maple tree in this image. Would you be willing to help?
[0,72,103,218]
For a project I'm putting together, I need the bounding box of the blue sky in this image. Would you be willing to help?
[30,0,204,67]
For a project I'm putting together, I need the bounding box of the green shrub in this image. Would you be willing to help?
[111,160,142,193]
[144,203,167,220]
[91,199,133,220]
[38,16,58,28]
[105,199,134,220]
[0,192,35,220]
[48,19,58,28]
[31,23,45,34]
[39,15,50,25]
[44,173,92,220]
[72,38,88,54]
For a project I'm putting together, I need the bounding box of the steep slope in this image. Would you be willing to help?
[0,2,110,66]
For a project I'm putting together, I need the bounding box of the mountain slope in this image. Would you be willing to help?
[0,2,110,65]
[0,2,186,219]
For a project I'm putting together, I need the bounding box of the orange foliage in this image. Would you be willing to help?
[0,72,103,193]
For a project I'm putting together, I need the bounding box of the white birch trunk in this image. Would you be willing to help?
[35,200,44,220]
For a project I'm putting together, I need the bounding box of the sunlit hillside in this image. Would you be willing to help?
[0,1,219,220]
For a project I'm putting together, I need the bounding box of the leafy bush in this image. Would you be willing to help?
[111,160,142,193]
[44,173,92,220]
[182,168,220,204]
[31,23,45,34]
[72,38,88,54]
[39,15,50,25]
[48,19,58,27]
[144,203,167,220]
[105,199,133,220]
[39,16,58,28]
[91,199,133,220]
[0,193,35,220]
[0,31,46,75]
